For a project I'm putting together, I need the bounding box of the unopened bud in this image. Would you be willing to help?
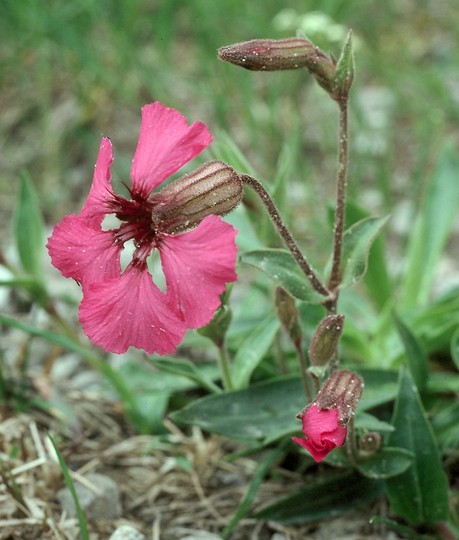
[198,304,232,347]
[152,161,243,234]
[315,369,364,424]
[218,38,336,92]
[275,287,302,346]
[331,30,355,101]
[359,432,382,453]
[309,314,344,367]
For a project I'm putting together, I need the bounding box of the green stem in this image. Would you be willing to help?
[241,174,331,299]
[345,416,359,466]
[294,340,313,403]
[217,344,234,391]
[328,99,349,310]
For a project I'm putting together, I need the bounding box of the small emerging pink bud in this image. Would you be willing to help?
[151,161,243,234]
[292,370,363,462]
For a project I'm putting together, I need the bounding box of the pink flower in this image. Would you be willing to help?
[292,370,364,462]
[292,404,347,462]
[47,102,239,355]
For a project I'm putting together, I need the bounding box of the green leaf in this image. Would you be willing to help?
[172,375,303,443]
[428,371,459,394]
[385,368,449,525]
[346,200,393,309]
[370,516,437,540]
[357,368,398,410]
[240,249,325,303]
[13,171,45,278]
[231,314,280,389]
[357,447,413,479]
[255,470,383,523]
[355,412,395,433]
[431,400,459,452]
[48,436,90,540]
[222,444,286,539]
[148,357,221,394]
[332,30,355,98]
[393,313,428,393]
[402,144,459,308]
[451,325,459,371]
[339,215,390,289]
[172,368,398,444]
[410,286,459,355]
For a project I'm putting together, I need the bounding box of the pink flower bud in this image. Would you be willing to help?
[275,287,301,346]
[308,314,345,367]
[151,161,243,234]
[292,370,363,462]
[292,405,347,462]
[218,38,336,93]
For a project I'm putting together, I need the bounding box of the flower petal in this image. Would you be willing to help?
[130,102,213,196]
[79,265,187,354]
[47,215,121,287]
[291,436,338,463]
[159,216,238,328]
[302,405,347,446]
[79,137,115,227]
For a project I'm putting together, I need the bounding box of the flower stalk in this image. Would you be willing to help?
[217,344,234,391]
[327,99,349,309]
[241,174,331,300]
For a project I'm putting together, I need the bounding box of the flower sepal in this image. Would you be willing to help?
[151,161,242,234]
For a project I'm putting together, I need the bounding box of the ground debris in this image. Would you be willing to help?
[0,384,389,539]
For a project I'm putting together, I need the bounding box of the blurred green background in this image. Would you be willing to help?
[1,0,459,254]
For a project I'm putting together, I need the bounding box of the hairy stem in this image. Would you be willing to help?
[294,340,313,403]
[241,174,331,299]
[328,99,349,309]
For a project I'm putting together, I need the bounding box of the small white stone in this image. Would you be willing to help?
[109,525,146,540]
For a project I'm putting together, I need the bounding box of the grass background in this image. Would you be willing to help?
[2,0,459,237]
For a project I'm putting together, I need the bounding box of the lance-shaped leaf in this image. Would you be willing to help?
[402,143,459,308]
[357,447,413,479]
[385,368,449,525]
[231,314,280,389]
[339,215,390,289]
[451,326,459,371]
[393,312,428,393]
[240,249,325,303]
[255,470,383,523]
[14,171,45,277]
[172,368,398,445]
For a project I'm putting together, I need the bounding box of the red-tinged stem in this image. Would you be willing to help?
[328,99,349,311]
[241,174,332,300]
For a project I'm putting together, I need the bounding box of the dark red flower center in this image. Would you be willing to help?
[108,190,161,267]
